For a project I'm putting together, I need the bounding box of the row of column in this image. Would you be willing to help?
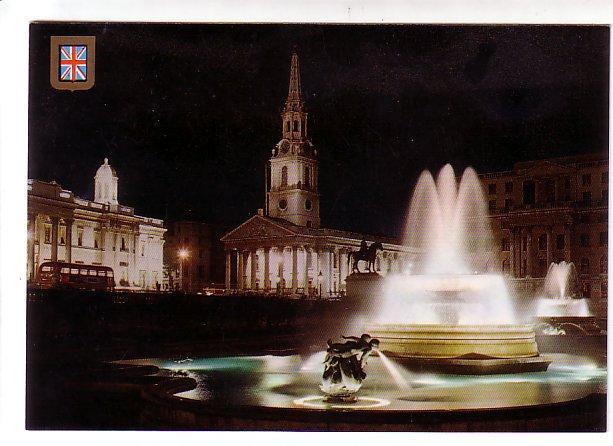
[28,214,74,280]
[508,225,570,277]
[225,246,350,296]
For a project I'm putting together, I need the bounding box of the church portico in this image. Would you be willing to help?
[221,50,411,298]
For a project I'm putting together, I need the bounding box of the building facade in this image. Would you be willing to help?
[164,221,227,292]
[480,153,608,299]
[222,51,411,297]
[27,158,166,290]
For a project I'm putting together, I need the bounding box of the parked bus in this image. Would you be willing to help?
[37,262,115,291]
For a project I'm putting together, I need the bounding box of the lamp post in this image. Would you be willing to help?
[318,271,323,299]
[178,248,189,292]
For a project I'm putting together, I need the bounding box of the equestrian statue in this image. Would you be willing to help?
[347,238,383,273]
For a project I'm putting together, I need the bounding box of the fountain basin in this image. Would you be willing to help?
[365,324,540,358]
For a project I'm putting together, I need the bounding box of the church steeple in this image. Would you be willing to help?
[286,50,303,106]
[267,50,320,228]
[280,50,309,142]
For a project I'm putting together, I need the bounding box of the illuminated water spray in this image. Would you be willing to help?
[375,164,516,325]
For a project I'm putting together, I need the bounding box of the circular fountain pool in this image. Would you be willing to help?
[125,352,606,412]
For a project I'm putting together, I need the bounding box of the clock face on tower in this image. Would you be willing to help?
[280,140,290,154]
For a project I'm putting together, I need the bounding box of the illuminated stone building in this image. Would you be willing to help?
[27,158,166,290]
[221,51,411,296]
[480,153,608,300]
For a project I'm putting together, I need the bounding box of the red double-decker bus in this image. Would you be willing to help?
[37,262,115,291]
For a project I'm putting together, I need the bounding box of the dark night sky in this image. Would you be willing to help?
[29,24,609,237]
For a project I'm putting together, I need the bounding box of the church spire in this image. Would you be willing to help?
[286,49,302,103]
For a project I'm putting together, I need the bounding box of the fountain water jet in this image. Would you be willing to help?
[536,262,591,318]
[365,165,548,371]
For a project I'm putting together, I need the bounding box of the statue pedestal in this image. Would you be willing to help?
[345,272,385,301]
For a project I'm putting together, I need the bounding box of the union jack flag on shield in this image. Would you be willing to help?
[59,45,87,82]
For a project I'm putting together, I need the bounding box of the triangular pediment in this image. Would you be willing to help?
[221,215,296,241]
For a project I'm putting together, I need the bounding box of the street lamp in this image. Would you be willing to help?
[178,248,189,292]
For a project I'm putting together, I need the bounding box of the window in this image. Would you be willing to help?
[580,234,589,247]
[70,268,79,275]
[582,174,591,186]
[599,231,607,246]
[488,184,496,195]
[94,233,99,249]
[502,259,510,273]
[77,228,83,247]
[120,237,127,251]
[543,178,555,204]
[538,234,547,250]
[488,200,496,214]
[285,121,290,132]
[59,226,66,245]
[281,166,288,187]
[523,180,535,205]
[580,258,589,275]
[278,199,287,210]
[602,171,608,184]
[293,120,298,131]
[141,242,145,256]
[556,234,565,250]
[305,199,312,211]
[504,198,513,210]
[564,177,571,189]
[582,191,592,204]
[501,237,510,251]
[600,256,607,274]
[505,182,513,193]
[582,281,591,297]
[601,281,608,299]
[304,166,311,188]
[44,225,51,244]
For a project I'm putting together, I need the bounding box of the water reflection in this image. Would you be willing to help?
[125,353,606,411]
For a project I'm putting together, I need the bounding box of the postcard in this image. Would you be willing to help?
[17,13,610,435]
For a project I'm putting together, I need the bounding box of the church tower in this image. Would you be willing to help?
[266,50,320,228]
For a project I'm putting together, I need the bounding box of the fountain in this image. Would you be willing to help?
[536,262,591,318]
[365,165,549,373]
[120,165,605,427]
[536,262,601,335]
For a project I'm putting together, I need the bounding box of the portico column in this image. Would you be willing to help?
[526,228,533,277]
[250,249,257,290]
[327,247,333,297]
[27,214,36,280]
[237,250,245,290]
[291,245,298,292]
[509,229,515,277]
[303,246,310,292]
[225,250,231,290]
[65,218,73,264]
[50,216,59,262]
[546,227,553,268]
[263,247,271,290]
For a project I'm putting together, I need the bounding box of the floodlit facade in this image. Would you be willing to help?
[222,51,411,296]
[480,153,608,300]
[27,158,166,290]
